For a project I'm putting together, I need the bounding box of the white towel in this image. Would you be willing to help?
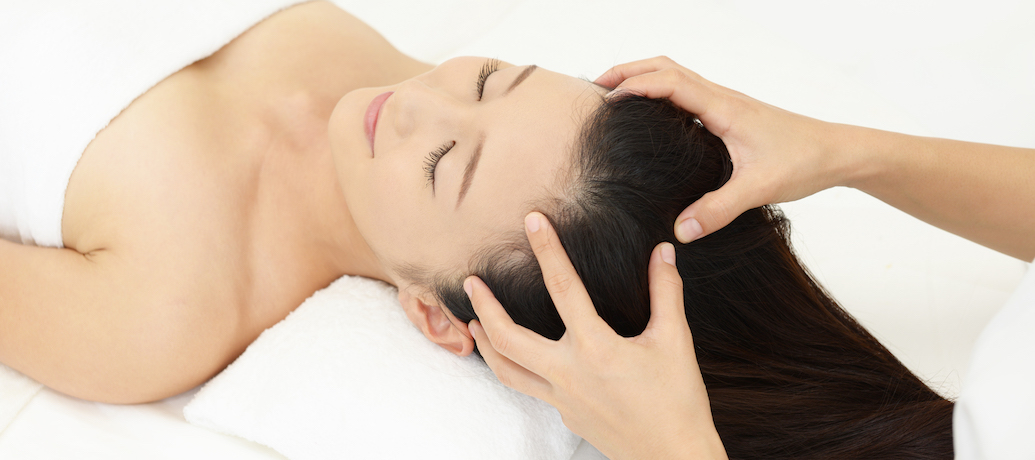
[185,275,580,460]
[0,0,305,437]
[0,0,308,246]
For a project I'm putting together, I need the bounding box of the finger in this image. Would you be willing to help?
[642,242,688,337]
[469,320,555,404]
[593,56,679,87]
[611,68,721,125]
[674,177,760,243]
[524,212,611,336]
[466,276,558,375]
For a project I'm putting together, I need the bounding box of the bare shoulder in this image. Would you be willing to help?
[201,0,431,87]
[54,73,258,402]
[45,66,258,401]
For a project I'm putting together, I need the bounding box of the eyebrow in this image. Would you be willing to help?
[456,135,484,209]
[504,65,538,96]
[456,65,537,208]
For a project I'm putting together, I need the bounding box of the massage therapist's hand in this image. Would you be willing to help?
[596,56,856,243]
[464,212,728,460]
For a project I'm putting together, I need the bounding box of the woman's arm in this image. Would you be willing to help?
[597,56,1035,261]
[0,239,239,403]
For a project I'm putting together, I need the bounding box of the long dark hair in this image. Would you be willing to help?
[432,95,953,459]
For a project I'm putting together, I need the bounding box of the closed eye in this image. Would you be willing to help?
[476,58,501,100]
[423,141,455,192]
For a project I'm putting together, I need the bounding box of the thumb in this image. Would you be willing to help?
[674,179,755,243]
[594,68,622,88]
[643,242,687,336]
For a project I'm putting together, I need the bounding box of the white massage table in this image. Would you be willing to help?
[1,0,1031,458]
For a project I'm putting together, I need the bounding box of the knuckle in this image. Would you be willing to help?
[488,329,514,355]
[658,274,684,292]
[704,193,734,224]
[671,69,696,89]
[659,68,686,86]
[529,228,560,255]
[676,70,695,85]
[530,236,553,256]
[543,272,574,296]
[616,76,645,94]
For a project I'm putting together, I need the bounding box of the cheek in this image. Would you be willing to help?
[351,167,441,265]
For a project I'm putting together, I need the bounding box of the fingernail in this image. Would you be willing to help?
[661,242,676,266]
[605,88,621,99]
[525,213,541,233]
[676,218,702,242]
[469,320,482,337]
[463,278,474,298]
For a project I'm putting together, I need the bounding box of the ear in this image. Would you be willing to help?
[398,288,475,357]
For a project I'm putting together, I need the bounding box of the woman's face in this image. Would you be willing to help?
[329,57,605,290]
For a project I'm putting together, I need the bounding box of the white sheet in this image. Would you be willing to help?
[1,0,1032,459]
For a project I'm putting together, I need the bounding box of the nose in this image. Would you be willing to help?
[388,77,468,140]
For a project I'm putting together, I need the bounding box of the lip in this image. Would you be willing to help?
[364,91,393,157]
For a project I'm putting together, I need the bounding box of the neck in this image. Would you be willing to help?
[252,89,393,288]
[237,48,430,290]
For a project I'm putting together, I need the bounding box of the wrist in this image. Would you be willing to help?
[826,123,890,191]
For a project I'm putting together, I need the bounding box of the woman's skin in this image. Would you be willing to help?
[0,1,603,404]
[467,56,1035,460]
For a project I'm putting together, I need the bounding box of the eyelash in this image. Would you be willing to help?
[476,58,501,100]
[423,141,456,188]
[423,59,501,189]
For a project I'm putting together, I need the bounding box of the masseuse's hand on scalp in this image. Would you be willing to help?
[596,56,853,243]
[465,212,727,460]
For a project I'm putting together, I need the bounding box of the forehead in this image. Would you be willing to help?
[442,67,604,270]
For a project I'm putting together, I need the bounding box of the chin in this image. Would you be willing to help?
[327,93,361,160]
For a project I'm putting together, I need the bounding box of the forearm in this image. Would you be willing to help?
[839,125,1035,261]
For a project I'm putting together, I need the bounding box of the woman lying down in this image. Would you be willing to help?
[0,2,951,458]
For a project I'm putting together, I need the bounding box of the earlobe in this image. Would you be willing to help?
[397,288,475,357]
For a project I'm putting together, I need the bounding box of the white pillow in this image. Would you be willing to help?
[184,275,580,460]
